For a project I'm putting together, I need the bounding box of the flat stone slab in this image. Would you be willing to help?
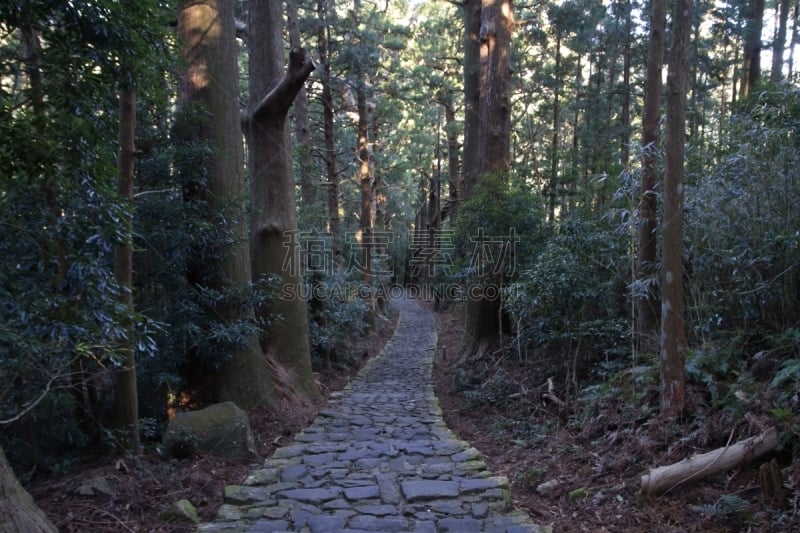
[198,294,545,533]
[400,480,461,502]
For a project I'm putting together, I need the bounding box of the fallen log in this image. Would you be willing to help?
[640,427,779,496]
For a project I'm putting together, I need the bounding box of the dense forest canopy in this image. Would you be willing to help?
[1,0,799,526]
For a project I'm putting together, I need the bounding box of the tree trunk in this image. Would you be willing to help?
[637,0,667,347]
[549,31,561,223]
[287,0,316,210]
[441,91,461,220]
[112,83,140,452]
[788,2,798,81]
[620,0,632,170]
[771,0,790,82]
[247,1,319,401]
[0,447,57,533]
[660,0,692,417]
[462,0,482,196]
[176,0,276,409]
[742,0,765,98]
[463,0,514,356]
[317,0,340,241]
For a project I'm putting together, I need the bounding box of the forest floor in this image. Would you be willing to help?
[29,297,800,532]
[431,301,800,532]
[30,310,399,533]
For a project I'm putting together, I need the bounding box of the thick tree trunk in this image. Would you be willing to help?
[177,0,276,410]
[660,0,692,417]
[462,0,481,196]
[742,0,765,98]
[637,0,667,347]
[247,1,318,401]
[112,84,140,451]
[463,0,514,356]
[0,447,57,532]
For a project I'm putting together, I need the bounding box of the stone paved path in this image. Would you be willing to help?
[198,296,544,532]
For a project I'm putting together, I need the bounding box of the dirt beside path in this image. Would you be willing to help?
[30,310,399,533]
[432,302,800,533]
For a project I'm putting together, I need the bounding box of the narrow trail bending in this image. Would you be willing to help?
[198,296,543,532]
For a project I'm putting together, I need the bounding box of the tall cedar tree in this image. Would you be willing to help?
[112,82,139,450]
[637,0,667,345]
[246,1,319,400]
[463,0,514,356]
[176,0,276,409]
[661,0,692,416]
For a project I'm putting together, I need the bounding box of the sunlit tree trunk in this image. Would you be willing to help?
[771,0,790,82]
[247,1,319,401]
[636,0,666,347]
[176,0,276,409]
[788,2,798,81]
[112,82,139,451]
[660,0,692,417]
[463,0,514,356]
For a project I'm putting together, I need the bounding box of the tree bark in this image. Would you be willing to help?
[287,0,317,210]
[660,0,691,417]
[641,428,778,496]
[112,83,140,451]
[742,0,765,98]
[637,0,667,346]
[462,0,482,196]
[176,0,276,409]
[317,0,340,241]
[0,447,57,533]
[247,0,319,401]
[771,0,790,82]
[548,31,561,223]
[463,0,514,356]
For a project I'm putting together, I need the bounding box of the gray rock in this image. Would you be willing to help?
[277,487,342,504]
[400,480,460,502]
[162,402,259,461]
[158,499,199,524]
[343,484,380,501]
[74,476,115,498]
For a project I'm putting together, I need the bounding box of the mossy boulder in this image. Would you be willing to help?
[162,402,259,461]
[159,499,199,524]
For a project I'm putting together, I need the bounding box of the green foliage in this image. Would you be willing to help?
[0,0,168,474]
[452,176,545,284]
[504,214,629,359]
[132,138,275,418]
[692,494,754,523]
[306,268,369,368]
[686,86,800,336]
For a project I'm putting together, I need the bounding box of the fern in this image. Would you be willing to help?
[772,358,800,389]
[692,494,751,520]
